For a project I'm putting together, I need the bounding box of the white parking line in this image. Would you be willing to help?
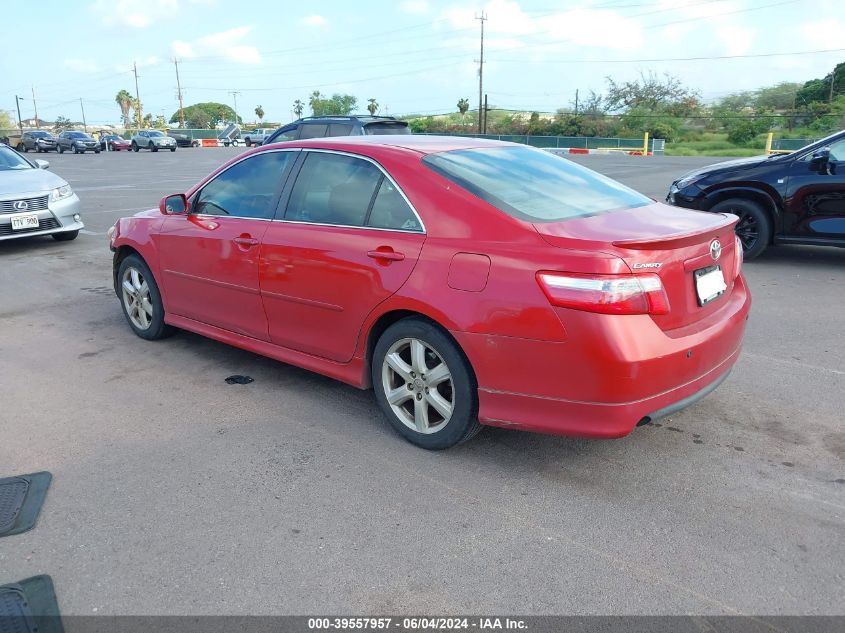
[79,229,103,236]
[743,351,844,376]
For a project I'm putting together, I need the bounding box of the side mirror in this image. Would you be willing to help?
[160,193,188,215]
[35,159,50,170]
[809,148,830,173]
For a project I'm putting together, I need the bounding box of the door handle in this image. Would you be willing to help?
[367,249,405,262]
[233,236,259,246]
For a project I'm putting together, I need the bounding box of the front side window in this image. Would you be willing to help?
[193,151,295,219]
[0,146,34,171]
[423,146,651,222]
[827,139,845,162]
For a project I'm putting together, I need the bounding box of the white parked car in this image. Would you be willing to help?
[0,145,83,242]
[130,130,177,152]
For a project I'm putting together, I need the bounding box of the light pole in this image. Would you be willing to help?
[15,96,24,135]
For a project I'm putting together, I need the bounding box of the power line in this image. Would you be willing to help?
[489,47,845,64]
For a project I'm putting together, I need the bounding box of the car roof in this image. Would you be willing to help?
[267,134,514,156]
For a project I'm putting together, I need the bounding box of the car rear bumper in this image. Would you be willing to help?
[452,276,750,438]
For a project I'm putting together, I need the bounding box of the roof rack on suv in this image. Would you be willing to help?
[297,115,399,122]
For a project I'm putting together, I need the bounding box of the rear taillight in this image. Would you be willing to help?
[537,272,670,315]
[734,235,743,279]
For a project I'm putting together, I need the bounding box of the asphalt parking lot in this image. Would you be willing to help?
[0,148,843,615]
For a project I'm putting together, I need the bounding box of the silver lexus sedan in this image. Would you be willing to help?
[0,144,83,242]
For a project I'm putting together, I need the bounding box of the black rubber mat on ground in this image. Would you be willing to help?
[0,473,51,538]
[0,575,63,633]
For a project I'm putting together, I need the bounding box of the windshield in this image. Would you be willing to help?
[148,131,165,137]
[32,131,51,138]
[364,122,410,136]
[423,146,651,222]
[0,146,34,171]
[68,132,90,139]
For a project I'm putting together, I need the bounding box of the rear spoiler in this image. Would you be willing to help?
[612,214,737,250]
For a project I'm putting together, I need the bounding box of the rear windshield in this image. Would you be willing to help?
[364,122,410,135]
[423,146,651,222]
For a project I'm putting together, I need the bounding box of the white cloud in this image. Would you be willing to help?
[400,0,430,15]
[172,26,262,65]
[63,58,101,73]
[91,0,214,28]
[799,18,845,44]
[301,15,327,27]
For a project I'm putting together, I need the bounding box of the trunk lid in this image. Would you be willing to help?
[534,203,740,331]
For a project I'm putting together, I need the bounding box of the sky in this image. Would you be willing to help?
[2,0,844,126]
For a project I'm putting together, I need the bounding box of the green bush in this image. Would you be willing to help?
[726,119,757,145]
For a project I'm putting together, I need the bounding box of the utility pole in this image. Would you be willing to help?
[476,11,487,133]
[174,58,185,128]
[229,90,241,125]
[575,89,579,115]
[133,61,142,128]
[15,96,23,135]
[80,98,87,132]
[830,68,836,103]
[31,86,38,126]
[483,93,488,134]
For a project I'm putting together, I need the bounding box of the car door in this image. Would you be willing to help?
[784,137,845,239]
[259,150,426,362]
[156,149,299,340]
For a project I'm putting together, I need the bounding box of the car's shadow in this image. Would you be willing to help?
[752,243,845,266]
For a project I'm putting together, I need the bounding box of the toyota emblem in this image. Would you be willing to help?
[13,200,29,211]
[710,239,722,261]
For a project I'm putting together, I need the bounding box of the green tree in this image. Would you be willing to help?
[755,82,801,110]
[170,103,238,128]
[604,71,699,113]
[155,115,166,129]
[367,98,379,115]
[457,98,469,115]
[131,99,143,128]
[0,111,13,128]
[293,99,304,118]
[309,91,357,116]
[726,119,758,145]
[115,89,133,129]
[53,116,73,132]
[255,105,264,122]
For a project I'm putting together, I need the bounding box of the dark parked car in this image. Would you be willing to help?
[100,134,131,151]
[21,130,58,153]
[167,131,199,148]
[668,129,845,258]
[57,131,100,154]
[264,116,409,145]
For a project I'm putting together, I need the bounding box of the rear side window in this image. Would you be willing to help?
[368,180,421,231]
[423,146,650,222]
[364,122,410,135]
[327,123,354,137]
[286,153,381,226]
[194,151,295,219]
[299,124,327,139]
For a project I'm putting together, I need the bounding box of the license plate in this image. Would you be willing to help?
[10,214,39,230]
[695,265,727,305]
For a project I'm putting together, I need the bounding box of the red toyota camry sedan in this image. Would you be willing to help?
[108,136,750,449]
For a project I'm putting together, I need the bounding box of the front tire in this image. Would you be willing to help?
[149,142,157,152]
[52,230,79,242]
[372,318,480,450]
[117,254,174,341]
[711,198,772,260]
[170,147,176,152]
[58,144,64,154]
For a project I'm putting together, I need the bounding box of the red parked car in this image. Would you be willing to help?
[100,135,131,151]
[108,136,750,449]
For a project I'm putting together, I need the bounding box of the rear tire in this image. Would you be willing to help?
[372,318,481,450]
[58,144,64,154]
[132,142,139,152]
[711,198,771,260]
[117,254,175,341]
[52,230,79,242]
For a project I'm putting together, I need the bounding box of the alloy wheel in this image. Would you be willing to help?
[731,209,759,252]
[121,267,154,330]
[381,338,455,434]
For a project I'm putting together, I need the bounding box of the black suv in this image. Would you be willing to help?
[668,129,845,258]
[20,130,58,153]
[264,115,409,145]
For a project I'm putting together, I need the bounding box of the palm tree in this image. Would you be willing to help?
[255,105,264,122]
[293,99,304,118]
[115,90,133,129]
[131,98,143,128]
[457,98,470,128]
[367,98,379,115]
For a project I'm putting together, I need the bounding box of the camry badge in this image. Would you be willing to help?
[710,239,722,261]
[13,200,29,211]
[632,262,662,269]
